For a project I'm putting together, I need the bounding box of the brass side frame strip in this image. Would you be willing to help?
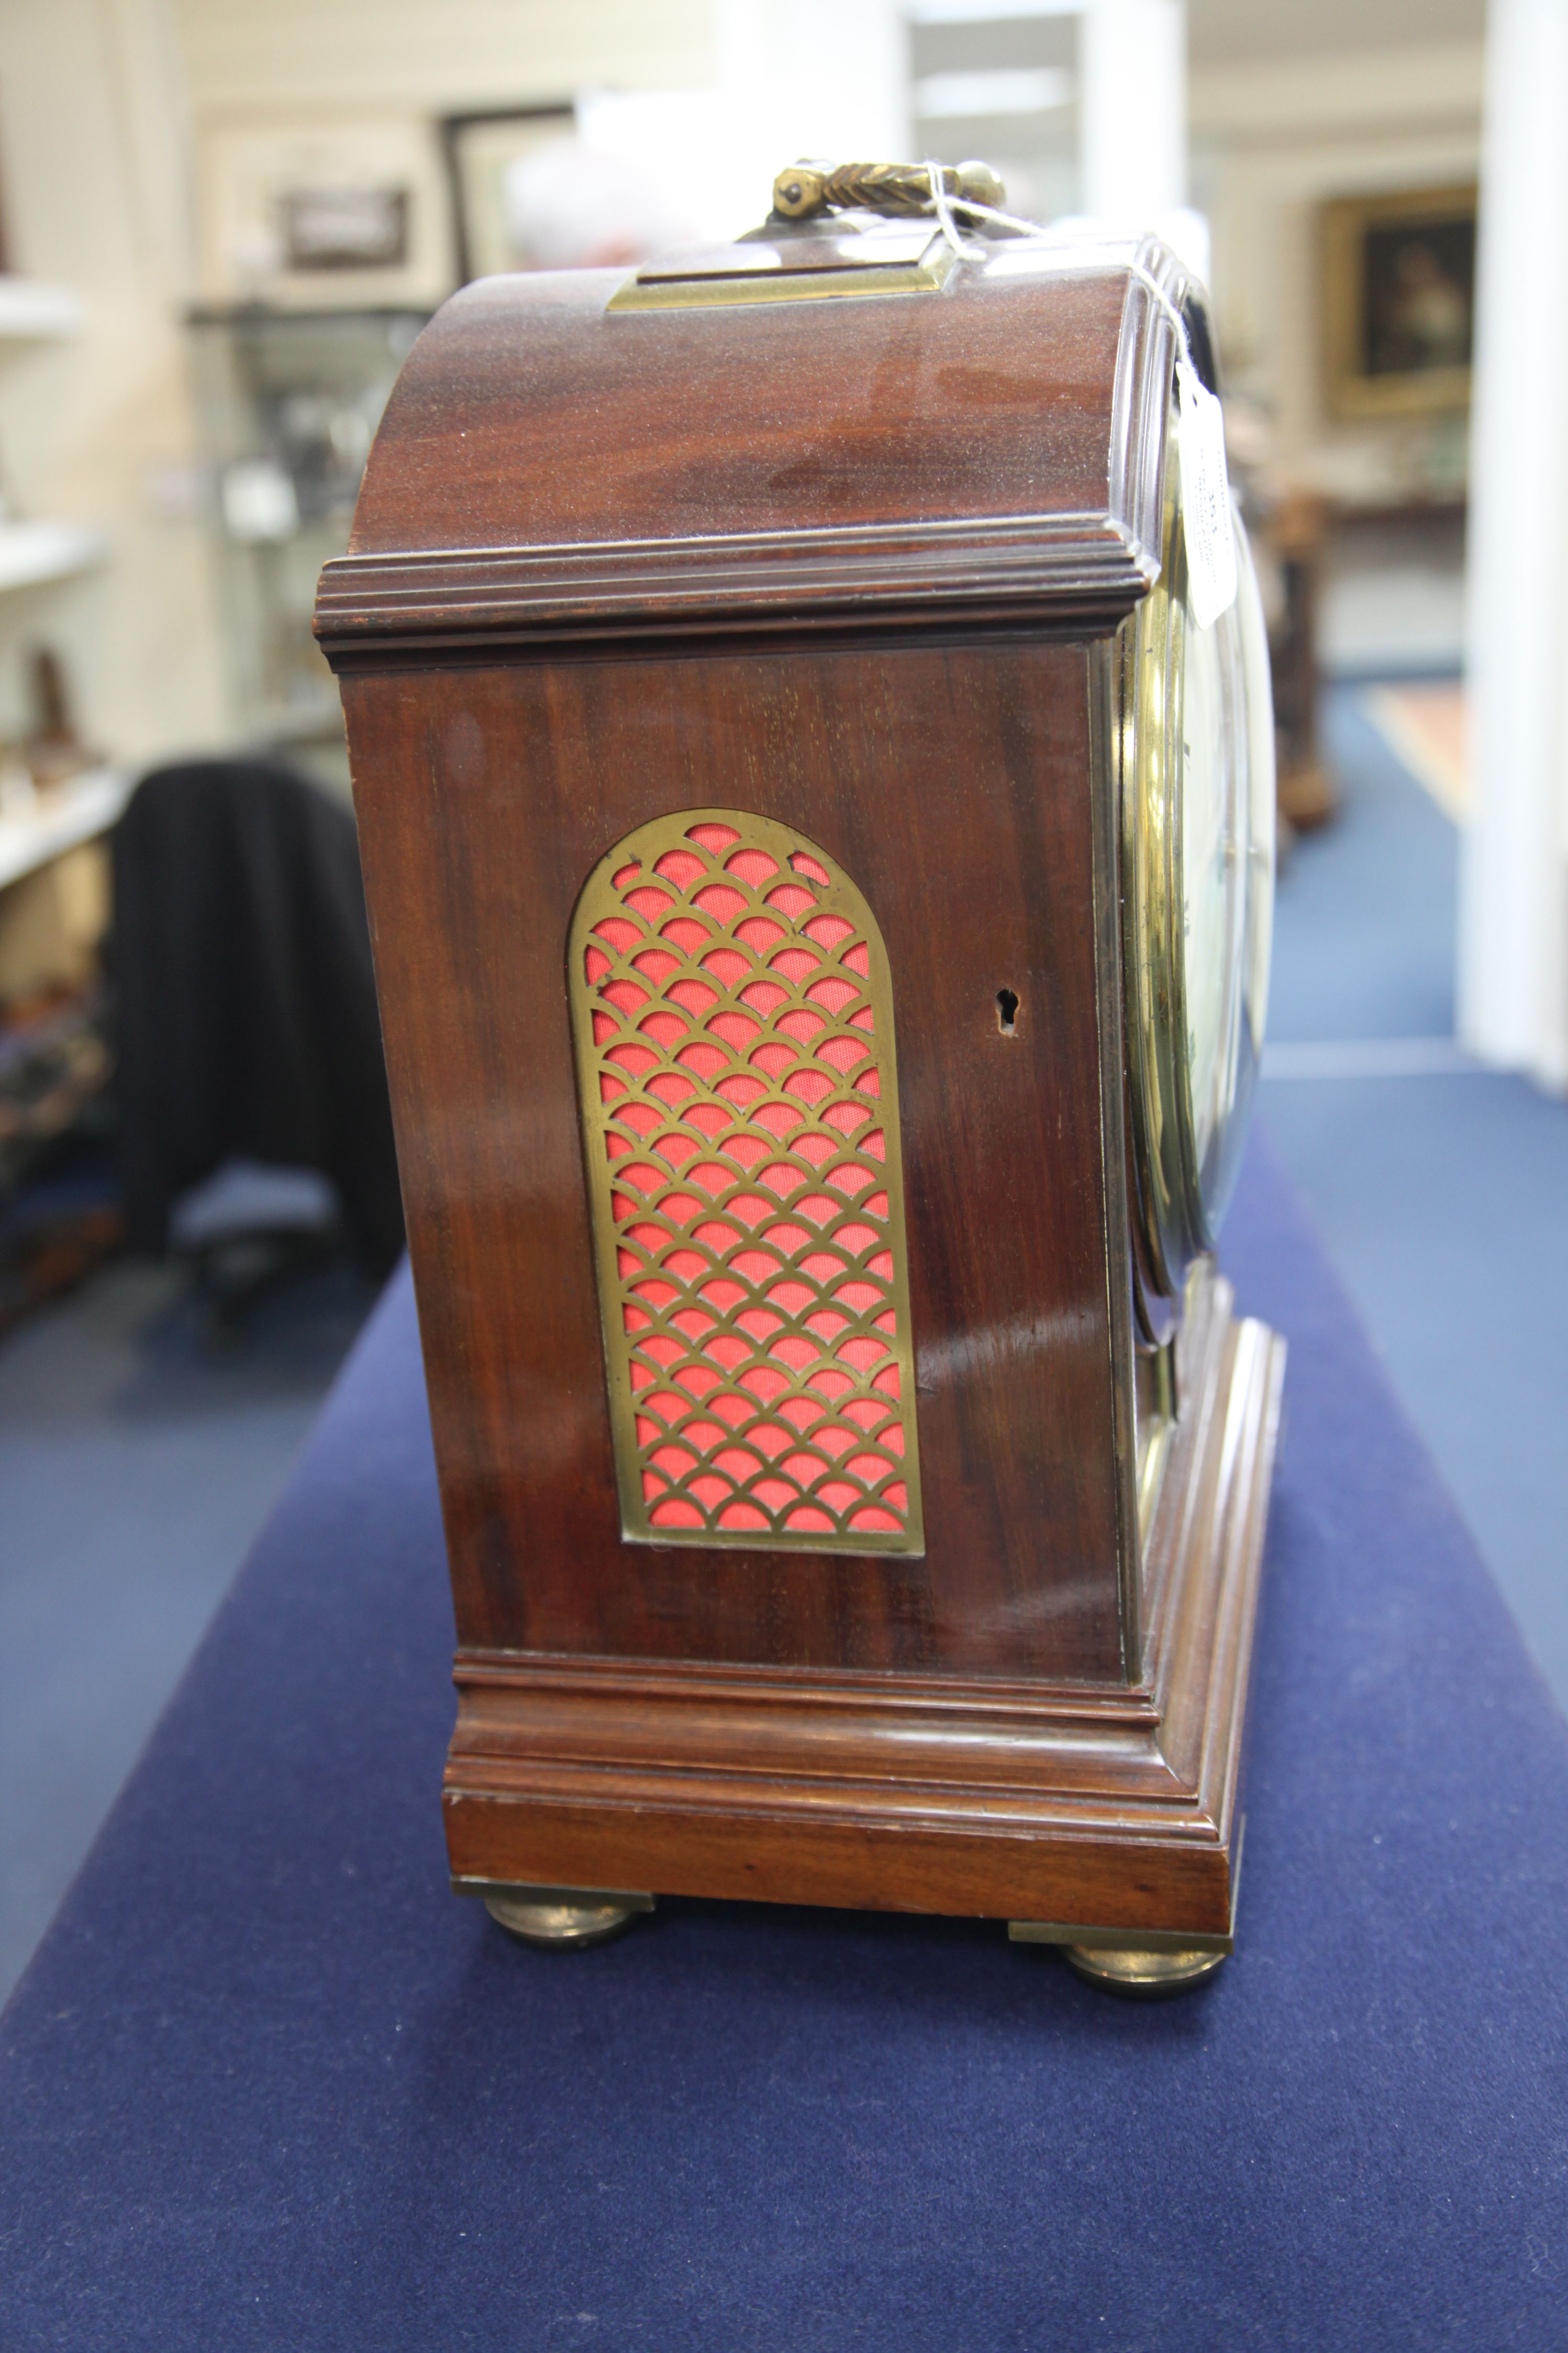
[1088,634,1145,1675]
[452,1880,655,1912]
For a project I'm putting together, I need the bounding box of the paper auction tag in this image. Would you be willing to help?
[1177,361,1237,630]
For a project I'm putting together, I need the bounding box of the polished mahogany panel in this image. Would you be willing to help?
[348,630,1126,1682]
[345,262,1133,565]
[434,1277,1283,1934]
[320,232,1283,1940]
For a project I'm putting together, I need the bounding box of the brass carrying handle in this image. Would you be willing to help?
[772,159,1005,224]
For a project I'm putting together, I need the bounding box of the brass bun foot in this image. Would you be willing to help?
[481,1886,654,1952]
[1063,1942,1227,1998]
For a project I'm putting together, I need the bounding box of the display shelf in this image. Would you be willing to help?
[0,279,81,340]
[0,521,106,594]
[186,306,428,743]
[0,987,112,1190]
[0,766,130,893]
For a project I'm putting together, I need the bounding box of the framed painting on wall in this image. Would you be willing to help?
[194,116,452,310]
[440,105,576,284]
[1322,183,1477,419]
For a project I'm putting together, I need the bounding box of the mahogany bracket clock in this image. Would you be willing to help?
[315,165,1285,1997]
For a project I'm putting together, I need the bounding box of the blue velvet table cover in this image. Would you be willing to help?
[3,1135,1566,2351]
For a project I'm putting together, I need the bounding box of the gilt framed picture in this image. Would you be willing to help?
[1322,183,1477,418]
[440,104,575,284]
[194,116,451,308]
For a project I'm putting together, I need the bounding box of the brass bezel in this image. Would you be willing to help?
[1135,1335,1177,1538]
[1119,428,1208,1298]
[1120,426,1272,1306]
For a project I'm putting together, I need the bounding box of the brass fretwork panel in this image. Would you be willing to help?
[569,810,924,1554]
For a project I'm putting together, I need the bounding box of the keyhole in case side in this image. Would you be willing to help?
[996,988,1019,1035]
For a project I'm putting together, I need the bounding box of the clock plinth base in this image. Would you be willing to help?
[1062,1942,1228,1997]
[442,1275,1283,1961]
[469,1885,655,1952]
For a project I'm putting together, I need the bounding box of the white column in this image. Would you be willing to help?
[715,0,911,178]
[1076,0,1205,278]
[1458,0,1568,1089]
[1078,0,1186,222]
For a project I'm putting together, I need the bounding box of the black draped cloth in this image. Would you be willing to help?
[111,759,403,1272]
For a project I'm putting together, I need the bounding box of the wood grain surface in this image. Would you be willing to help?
[321,234,1280,1940]
[439,1282,1283,1937]
[347,261,1133,557]
[348,634,1126,1681]
[315,244,1182,659]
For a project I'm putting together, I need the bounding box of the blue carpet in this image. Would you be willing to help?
[0,1256,374,2007]
[1269,688,1459,1043]
[4,671,1562,2052]
[1261,683,1568,1712]
[1261,1070,1568,1698]
[2,1150,1565,2351]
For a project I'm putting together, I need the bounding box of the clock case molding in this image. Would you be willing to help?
[315,229,1283,1952]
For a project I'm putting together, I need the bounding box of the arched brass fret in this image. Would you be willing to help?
[568,809,924,1555]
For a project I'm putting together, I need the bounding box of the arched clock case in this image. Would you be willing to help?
[315,200,1285,1994]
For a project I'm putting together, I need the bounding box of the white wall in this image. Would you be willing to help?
[177,0,713,113]
[181,0,715,301]
[0,0,230,767]
[1195,39,1483,484]
[182,0,914,296]
[715,0,910,216]
[0,0,718,770]
[0,0,1499,772]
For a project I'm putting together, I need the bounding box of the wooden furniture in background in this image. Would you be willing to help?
[0,279,123,1324]
[1267,489,1338,832]
[0,761,127,1329]
[316,211,1284,1991]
